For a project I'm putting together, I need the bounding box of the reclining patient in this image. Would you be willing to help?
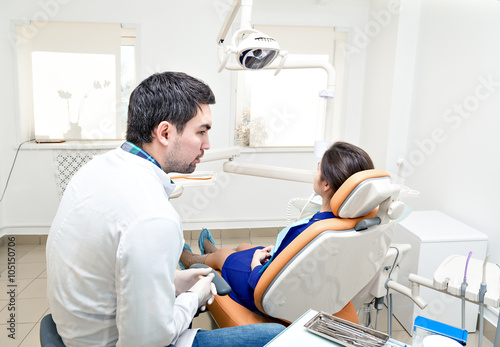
[180,141,374,314]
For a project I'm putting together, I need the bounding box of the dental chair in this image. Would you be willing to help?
[207,169,404,328]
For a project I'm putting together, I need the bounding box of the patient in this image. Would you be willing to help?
[180,141,374,314]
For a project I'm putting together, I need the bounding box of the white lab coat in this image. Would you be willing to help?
[47,147,198,347]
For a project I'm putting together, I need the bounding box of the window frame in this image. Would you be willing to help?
[11,20,138,143]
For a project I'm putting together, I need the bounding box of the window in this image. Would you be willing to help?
[14,21,136,141]
[233,25,346,147]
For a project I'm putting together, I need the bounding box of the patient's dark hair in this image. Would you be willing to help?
[321,141,374,192]
[126,71,215,146]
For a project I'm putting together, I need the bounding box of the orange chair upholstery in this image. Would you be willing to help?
[208,169,401,328]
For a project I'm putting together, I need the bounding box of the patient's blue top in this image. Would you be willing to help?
[221,211,335,314]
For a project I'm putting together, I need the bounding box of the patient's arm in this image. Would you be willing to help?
[251,246,273,270]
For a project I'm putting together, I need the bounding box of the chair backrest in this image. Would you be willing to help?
[40,314,66,347]
[254,169,401,322]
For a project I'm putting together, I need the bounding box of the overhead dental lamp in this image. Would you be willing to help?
[216,0,338,141]
[217,0,288,73]
[235,30,280,69]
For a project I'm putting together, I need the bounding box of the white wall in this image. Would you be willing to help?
[0,0,370,236]
[358,0,400,164]
[393,0,500,265]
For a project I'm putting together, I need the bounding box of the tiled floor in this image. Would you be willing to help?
[0,231,495,346]
[0,243,48,347]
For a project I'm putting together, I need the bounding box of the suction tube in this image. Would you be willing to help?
[478,254,491,347]
[494,309,499,347]
[461,251,472,329]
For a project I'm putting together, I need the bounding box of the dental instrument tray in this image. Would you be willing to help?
[304,312,389,347]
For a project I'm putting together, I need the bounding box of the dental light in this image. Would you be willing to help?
[234,30,280,69]
[217,0,337,142]
[217,0,288,74]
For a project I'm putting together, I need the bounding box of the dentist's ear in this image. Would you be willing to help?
[156,121,171,145]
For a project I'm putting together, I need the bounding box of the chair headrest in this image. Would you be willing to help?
[330,169,393,218]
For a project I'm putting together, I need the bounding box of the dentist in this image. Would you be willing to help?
[46,71,284,347]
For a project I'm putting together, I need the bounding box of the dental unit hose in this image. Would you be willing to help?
[495,298,499,347]
[384,246,400,337]
[461,251,472,330]
[374,296,384,330]
[478,254,490,347]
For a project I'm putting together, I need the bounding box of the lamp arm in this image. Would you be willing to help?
[223,161,315,183]
[221,58,335,86]
[217,0,242,44]
[217,0,256,44]
[200,146,241,163]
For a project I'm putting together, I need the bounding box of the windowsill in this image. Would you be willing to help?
[20,141,314,153]
[20,140,123,150]
[239,146,314,154]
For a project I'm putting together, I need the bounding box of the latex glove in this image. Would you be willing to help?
[251,245,273,270]
[174,268,212,296]
[186,273,217,311]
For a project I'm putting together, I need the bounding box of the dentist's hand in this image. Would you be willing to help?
[174,268,212,296]
[186,273,217,311]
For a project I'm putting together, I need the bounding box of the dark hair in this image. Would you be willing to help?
[321,141,374,192]
[126,71,215,146]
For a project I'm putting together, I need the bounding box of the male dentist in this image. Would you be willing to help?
[46,71,284,347]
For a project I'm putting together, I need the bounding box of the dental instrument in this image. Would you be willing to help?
[408,253,500,346]
[384,246,401,337]
[169,171,218,199]
[495,293,499,347]
[170,174,214,181]
[478,254,490,347]
[373,297,384,331]
[304,312,389,347]
[167,147,241,199]
[387,293,393,337]
[461,251,472,330]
